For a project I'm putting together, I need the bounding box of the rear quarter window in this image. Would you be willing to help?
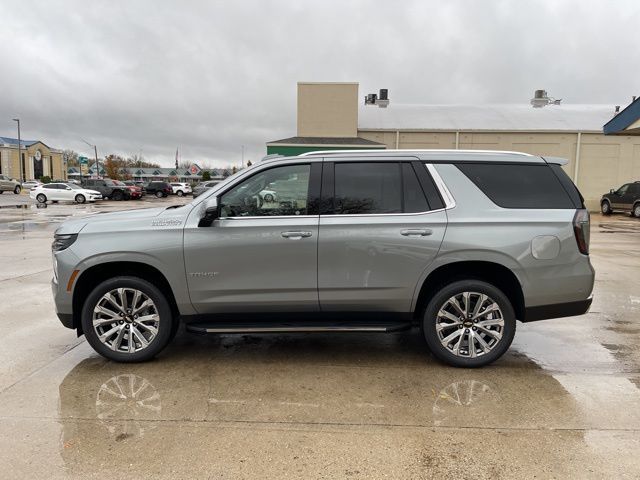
[456,163,575,209]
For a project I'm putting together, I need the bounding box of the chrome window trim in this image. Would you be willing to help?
[220,214,319,220]
[425,163,456,210]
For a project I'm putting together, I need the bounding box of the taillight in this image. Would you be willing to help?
[573,209,590,255]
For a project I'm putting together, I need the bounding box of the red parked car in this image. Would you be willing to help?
[113,180,142,200]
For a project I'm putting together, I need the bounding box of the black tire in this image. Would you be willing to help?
[176,190,184,197]
[75,194,86,204]
[36,193,47,203]
[601,200,612,215]
[0,190,3,194]
[633,203,640,218]
[111,190,124,201]
[155,191,163,198]
[422,280,516,368]
[81,276,175,362]
[14,185,21,194]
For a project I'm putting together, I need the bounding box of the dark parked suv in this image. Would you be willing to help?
[144,181,173,198]
[82,179,131,201]
[601,182,640,217]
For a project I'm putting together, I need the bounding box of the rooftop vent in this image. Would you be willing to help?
[531,89,562,108]
[365,89,390,108]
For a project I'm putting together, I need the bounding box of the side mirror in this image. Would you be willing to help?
[198,198,220,227]
[610,189,615,194]
[66,186,72,190]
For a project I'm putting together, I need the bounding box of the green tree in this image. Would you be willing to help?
[202,170,211,181]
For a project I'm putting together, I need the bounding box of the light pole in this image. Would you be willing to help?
[81,138,100,178]
[12,118,24,182]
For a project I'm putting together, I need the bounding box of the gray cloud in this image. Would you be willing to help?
[1,0,638,167]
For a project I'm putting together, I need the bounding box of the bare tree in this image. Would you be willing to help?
[63,149,79,167]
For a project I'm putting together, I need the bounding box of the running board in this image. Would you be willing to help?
[186,321,413,334]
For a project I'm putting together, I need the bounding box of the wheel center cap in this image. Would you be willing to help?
[124,315,134,323]
[463,321,473,328]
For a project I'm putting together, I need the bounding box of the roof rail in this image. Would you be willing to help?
[299,149,534,157]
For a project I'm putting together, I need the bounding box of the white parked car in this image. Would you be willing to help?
[21,180,43,190]
[170,182,192,196]
[30,183,102,204]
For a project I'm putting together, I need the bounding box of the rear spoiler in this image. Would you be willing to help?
[542,156,569,166]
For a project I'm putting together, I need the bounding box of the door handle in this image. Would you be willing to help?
[281,231,313,239]
[400,229,433,237]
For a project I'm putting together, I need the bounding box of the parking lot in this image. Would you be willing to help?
[0,193,639,479]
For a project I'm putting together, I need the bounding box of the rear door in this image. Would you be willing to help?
[318,160,447,313]
[620,183,639,210]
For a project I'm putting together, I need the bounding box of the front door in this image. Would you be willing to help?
[318,161,447,313]
[184,162,321,314]
[612,184,631,210]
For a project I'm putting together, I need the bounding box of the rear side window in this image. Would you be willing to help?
[456,163,575,209]
[334,163,402,214]
[401,163,430,213]
[330,162,439,215]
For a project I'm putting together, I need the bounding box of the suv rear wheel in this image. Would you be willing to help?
[422,280,516,368]
[111,190,124,201]
[14,185,21,194]
[81,276,175,362]
[633,203,640,218]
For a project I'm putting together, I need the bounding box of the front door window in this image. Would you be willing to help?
[220,164,311,217]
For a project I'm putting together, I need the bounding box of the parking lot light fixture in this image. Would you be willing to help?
[12,118,24,182]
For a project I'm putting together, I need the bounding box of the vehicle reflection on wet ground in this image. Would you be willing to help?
[0,208,639,478]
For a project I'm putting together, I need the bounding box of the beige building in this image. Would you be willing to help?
[0,137,65,181]
[268,82,640,210]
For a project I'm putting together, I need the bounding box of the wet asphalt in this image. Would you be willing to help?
[0,192,639,479]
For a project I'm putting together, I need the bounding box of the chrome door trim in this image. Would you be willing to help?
[425,163,456,210]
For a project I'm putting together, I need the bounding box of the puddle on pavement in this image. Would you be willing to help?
[0,204,29,209]
[598,221,640,234]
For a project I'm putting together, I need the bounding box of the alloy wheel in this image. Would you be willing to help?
[435,291,504,358]
[92,288,160,353]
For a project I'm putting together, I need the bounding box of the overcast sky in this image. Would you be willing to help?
[1,0,638,167]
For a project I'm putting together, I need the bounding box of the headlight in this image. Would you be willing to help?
[52,233,78,252]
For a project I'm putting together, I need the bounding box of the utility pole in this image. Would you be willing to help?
[12,118,23,182]
[94,145,99,178]
[81,138,99,178]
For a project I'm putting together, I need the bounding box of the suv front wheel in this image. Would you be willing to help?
[422,280,516,368]
[81,276,175,362]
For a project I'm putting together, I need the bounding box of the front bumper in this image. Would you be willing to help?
[52,278,75,328]
[522,296,593,322]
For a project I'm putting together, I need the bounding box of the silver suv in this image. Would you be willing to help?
[51,150,594,367]
[0,174,21,194]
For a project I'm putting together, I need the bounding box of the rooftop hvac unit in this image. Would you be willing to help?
[365,89,390,108]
